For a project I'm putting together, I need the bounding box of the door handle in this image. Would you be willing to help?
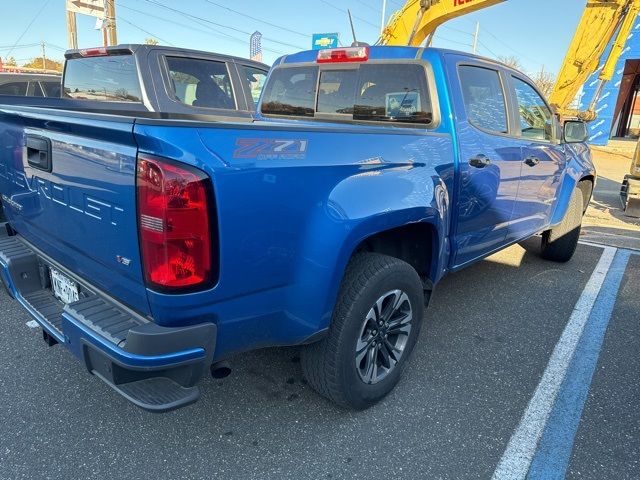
[469,154,491,168]
[524,156,540,167]
[26,135,52,172]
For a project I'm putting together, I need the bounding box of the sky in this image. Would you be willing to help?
[1,0,587,76]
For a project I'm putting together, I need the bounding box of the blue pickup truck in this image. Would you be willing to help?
[0,45,595,412]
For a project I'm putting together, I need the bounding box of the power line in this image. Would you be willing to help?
[45,43,68,52]
[120,2,290,56]
[387,0,405,9]
[317,0,380,30]
[203,0,310,39]
[355,0,382,14]
[123,1,287,55]
[118,15,175,46]
[441,25,474,37]
[0,43,41,51]
[142,0,306,51]
[5,0,52,58]
[119,3,246,45]
[480,26,542,66]
[477,39,500,58]
[435,34,473,49]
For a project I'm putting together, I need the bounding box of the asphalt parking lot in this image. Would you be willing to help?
[0,237,637,480]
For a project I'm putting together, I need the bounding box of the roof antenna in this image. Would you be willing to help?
[348,9,369,47]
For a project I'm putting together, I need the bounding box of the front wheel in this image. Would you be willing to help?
[540,187,584,263]
[301,253,424,410]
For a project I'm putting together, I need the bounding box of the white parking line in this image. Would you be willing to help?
[491,246,618,480]
[579,239,640,254]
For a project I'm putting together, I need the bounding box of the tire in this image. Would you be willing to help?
[540,187,584,263]
[301,253,424,410]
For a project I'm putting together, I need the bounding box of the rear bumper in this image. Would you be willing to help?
[0,227,216,412]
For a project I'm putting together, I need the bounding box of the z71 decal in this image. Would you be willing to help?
[233,138,308,160]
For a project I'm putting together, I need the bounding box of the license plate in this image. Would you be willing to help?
[50,268,79,305]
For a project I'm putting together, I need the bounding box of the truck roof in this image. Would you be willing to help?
[278,45,510,70]
[64,44,269,70]
[0,72,61,80]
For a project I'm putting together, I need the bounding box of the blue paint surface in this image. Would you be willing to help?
[0,46,596,364]
[527,249,632,479]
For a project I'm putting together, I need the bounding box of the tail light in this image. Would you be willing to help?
[136,155,214,291]
[317,46,369,63]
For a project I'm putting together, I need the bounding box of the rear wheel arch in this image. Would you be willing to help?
[352,222,438,288]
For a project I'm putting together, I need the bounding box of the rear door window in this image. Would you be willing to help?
[240,65,268,105]
[166,56,236,110]
[458,65,509,134]
[0,81,28,96]
[64,54,142,102]
[42,81,61,97]
[261,63,432,125]
[31,82,45,97]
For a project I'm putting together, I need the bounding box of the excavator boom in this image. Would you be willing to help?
[379,0,506,47]
[549,0,640,120]
[381,0,638,118]
[380,0,640,215]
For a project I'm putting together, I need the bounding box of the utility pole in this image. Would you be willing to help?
[105,0,118,46]
[66,10,78,49]
[41,41,46,73]
[381,0,387,35]
[472,21,479,54]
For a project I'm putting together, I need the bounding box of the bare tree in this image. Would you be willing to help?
[531,66,556,99]
[498,55,523,71]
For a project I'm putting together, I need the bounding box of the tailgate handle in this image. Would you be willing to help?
[26,135,52,172]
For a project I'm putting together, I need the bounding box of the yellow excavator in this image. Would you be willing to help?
[379,0,640,216]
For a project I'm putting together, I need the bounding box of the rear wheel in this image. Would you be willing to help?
[540,187,584,263]
[301,253,424,410]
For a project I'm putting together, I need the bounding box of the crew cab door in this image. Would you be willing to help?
[450,61,526,267]
[505,75,564,240]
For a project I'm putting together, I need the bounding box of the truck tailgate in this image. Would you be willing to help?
[0,107,150,315]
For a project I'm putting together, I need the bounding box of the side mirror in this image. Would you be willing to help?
[564,120,588,143]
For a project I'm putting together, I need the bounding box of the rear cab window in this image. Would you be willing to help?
[166,56,236,110]
[64,54,142,102]
[261,62,433,125]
